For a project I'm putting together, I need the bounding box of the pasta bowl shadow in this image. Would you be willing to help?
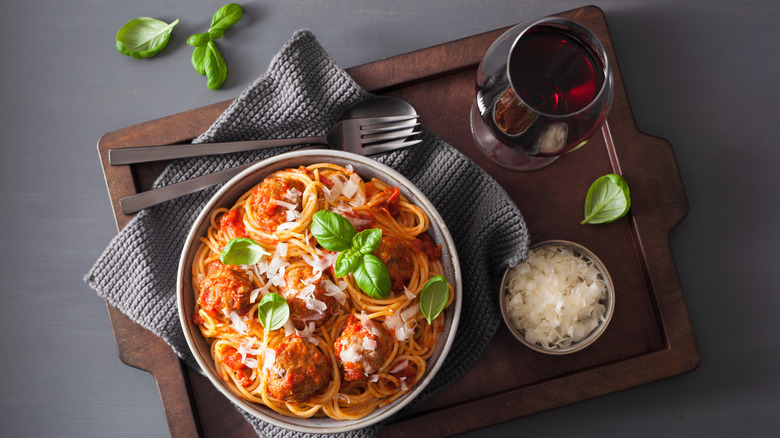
[177,149,462,433]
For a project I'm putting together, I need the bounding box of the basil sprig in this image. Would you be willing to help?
[352,254,391,299]
[310,210,355,252]
[419,275,449,323]
[187,3,243,89]
[220,237,269,265]
[310,211,391,299]
[115,17,179,59]
[208,3,244,36]
[257,292,289,331]
[581,174,631,224]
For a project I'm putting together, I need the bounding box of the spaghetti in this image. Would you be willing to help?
[191,162,454,420]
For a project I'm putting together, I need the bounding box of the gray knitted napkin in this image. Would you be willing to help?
[86,30,528,437]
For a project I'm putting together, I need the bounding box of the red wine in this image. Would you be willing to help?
[471,18,612,169]
[508,27,604,116]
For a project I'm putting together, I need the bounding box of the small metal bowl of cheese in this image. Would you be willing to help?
[499,240,614,355]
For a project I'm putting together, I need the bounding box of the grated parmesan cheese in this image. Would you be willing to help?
[400,303,420,322]
[228,311,249,334]
[339,344,362,363]
[249,287,262,303]
[341,173,361,199]
[273,199,298,210]
[322,279,347,305]
[388,359,409,374]
[504,244,607,350]
[296,322,319,345]
[358,311,382,336]
[384,311,414,341]
[362,338,377,351]
[284,187,302,202]
[283,318,296,337]
[262,347,276,371]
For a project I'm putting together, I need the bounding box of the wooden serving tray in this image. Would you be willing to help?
[96,6,699,437]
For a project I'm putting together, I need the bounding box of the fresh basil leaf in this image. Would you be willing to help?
[204,41,228,90]
[191,44,207,75]
[310,210,356,252]
[115,17,179,59]
[257,293,289,331]
[419,275,449,323]
[581,174,631,224]
[209,28,225,40]
[352,229,382,255]
[220,238,269,265]
[353,255,391,300]
[187,32,211,47]
[209,3,243,33]
[335,248,361,278]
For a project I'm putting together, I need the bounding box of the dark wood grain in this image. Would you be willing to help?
[96,6,699,437]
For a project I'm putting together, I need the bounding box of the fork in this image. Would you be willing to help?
[115,116,421,214]
[109,115,420,165]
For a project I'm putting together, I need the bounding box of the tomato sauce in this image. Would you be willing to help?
[218,209,247,241]
[413,232,442,261]
[221,347,253,387]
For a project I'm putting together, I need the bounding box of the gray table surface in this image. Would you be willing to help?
[1,0,778,437]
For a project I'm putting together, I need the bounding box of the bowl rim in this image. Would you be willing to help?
[176,149,462,433]
[499,239,614,355]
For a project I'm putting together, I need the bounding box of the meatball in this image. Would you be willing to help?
[373,236,414,291]
[264,335,331,402]
[281,265,339,328]
[197,262,252,315]
[334,314,395,381]
[249,177,305,234]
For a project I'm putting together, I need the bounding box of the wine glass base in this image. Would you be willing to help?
[469,102,559,171]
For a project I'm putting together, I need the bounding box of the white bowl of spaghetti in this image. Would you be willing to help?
[177,149,461,433]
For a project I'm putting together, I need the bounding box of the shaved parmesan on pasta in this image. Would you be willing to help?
[341,173,360,199]
[299,284,327,314]
[276,221,298,231]
[302,250,337,275]
[263,243,289,287]
[323,186,339,203]
[359,311,382,336]
[384,312,414,341]
[262,347,276,371]
[285,187,302,202]
[348,190,365,207]
[297,322,319,345]
[238,338,262,361]
[388,359,409,374]
[322,279,347,305]
[274,200,298,210]
[228,311,249,334]
[362,338,377,351]
[339,344,362,363]
[283,318,296,337]
[504,245,607,350]
[249,287,262,303]
[400,303,420,322]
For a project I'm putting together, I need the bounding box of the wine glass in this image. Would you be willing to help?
[470,17,614,171]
